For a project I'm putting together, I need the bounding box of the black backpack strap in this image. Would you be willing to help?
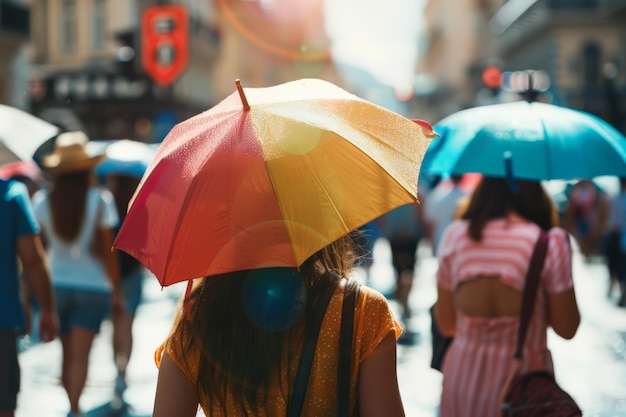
[337,277,360,417]
[287,274,340,417]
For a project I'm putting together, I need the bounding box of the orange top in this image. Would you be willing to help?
[155,284,401,416]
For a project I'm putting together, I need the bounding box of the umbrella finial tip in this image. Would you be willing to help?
[235,79,250,111]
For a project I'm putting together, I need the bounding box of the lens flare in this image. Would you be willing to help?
[217,0,330,61]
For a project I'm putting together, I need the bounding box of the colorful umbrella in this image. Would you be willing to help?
[0,104,59,165]
[422,100,626,181]
[0,161,42,181]
[114,78,436,286]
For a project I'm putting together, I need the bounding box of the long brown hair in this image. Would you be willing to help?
[107,174,141,221]
[48,170,92,242]
[461,176,558,241]
[172,233,360,416]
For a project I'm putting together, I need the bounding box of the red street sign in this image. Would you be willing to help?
[142,5,189,86]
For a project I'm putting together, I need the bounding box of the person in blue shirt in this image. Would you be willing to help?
[0,178,57,417]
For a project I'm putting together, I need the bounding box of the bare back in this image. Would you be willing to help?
[455,275,522,318]
[435,220,579,339]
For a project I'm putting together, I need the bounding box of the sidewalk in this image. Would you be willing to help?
[16,238,626,417]
[16,277,184,417]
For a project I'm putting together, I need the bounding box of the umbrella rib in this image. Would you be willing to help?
[303,154,350,231]
[261,160,302,267]
[157,137,233,282]
[160,181,200,282]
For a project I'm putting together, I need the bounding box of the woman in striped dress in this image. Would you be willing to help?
[434,177,581,417]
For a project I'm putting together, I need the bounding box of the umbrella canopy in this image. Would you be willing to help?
[114,78,436,286]
[0,104,59,165]
[0,161,42,181]
[434,173,483,193]
[422,100,626,181]
[87,139,159,178]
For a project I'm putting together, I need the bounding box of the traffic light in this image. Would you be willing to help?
[115,30,138,79]
[141,5,189,87]
[481,65,502,90]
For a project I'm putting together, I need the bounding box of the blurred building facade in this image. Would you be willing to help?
[493,0,626,132]
[0,0,30,104]
[416,0,626,133]
[416,0,502,122]
[24,0,221,141]
[210,0,345,99]
[19,0,345,142]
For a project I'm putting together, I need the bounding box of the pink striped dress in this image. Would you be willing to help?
[436,218,574,417]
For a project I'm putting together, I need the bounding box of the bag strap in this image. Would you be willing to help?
[514,231,550,360]
[287,273,340,417]
[337,277,360,417]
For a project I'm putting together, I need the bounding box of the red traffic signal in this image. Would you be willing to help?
[482,66,502,89]
[142,5,189,86]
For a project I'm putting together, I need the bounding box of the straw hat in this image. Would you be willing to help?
[42,131,105,175]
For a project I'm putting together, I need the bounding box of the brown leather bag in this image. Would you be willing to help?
[503,370,581,417]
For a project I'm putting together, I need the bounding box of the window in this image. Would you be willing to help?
[60,0,77,53]
[582,42,602,87]
[92,0,106,50]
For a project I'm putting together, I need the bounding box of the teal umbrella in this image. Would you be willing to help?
[87,139,158,178]
[422,100,626,181]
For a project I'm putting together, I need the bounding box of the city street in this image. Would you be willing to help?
[16,237,626,417]
[3,2,626,416]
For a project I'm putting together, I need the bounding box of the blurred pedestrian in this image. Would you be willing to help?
[607,177,626,306]
[563,179,610,259]
[1,178,58,417]
[4,162,46,344]
[9,175,41,198]
[354,220,380,283]
[0,160,43,198]
[378,202,423,331]
[434,176,580,417]
[32,132,122,417]
[423,175,470,371]
[105,173,144,404]
[153,234,405,417]
[423,174,470,255]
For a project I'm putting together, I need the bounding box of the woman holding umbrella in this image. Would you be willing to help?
[433,176,581,417]
[110,79,437,417]
[114,79,435,417]
[152,235,405,417]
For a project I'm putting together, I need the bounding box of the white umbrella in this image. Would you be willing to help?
[0,104,59,164]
